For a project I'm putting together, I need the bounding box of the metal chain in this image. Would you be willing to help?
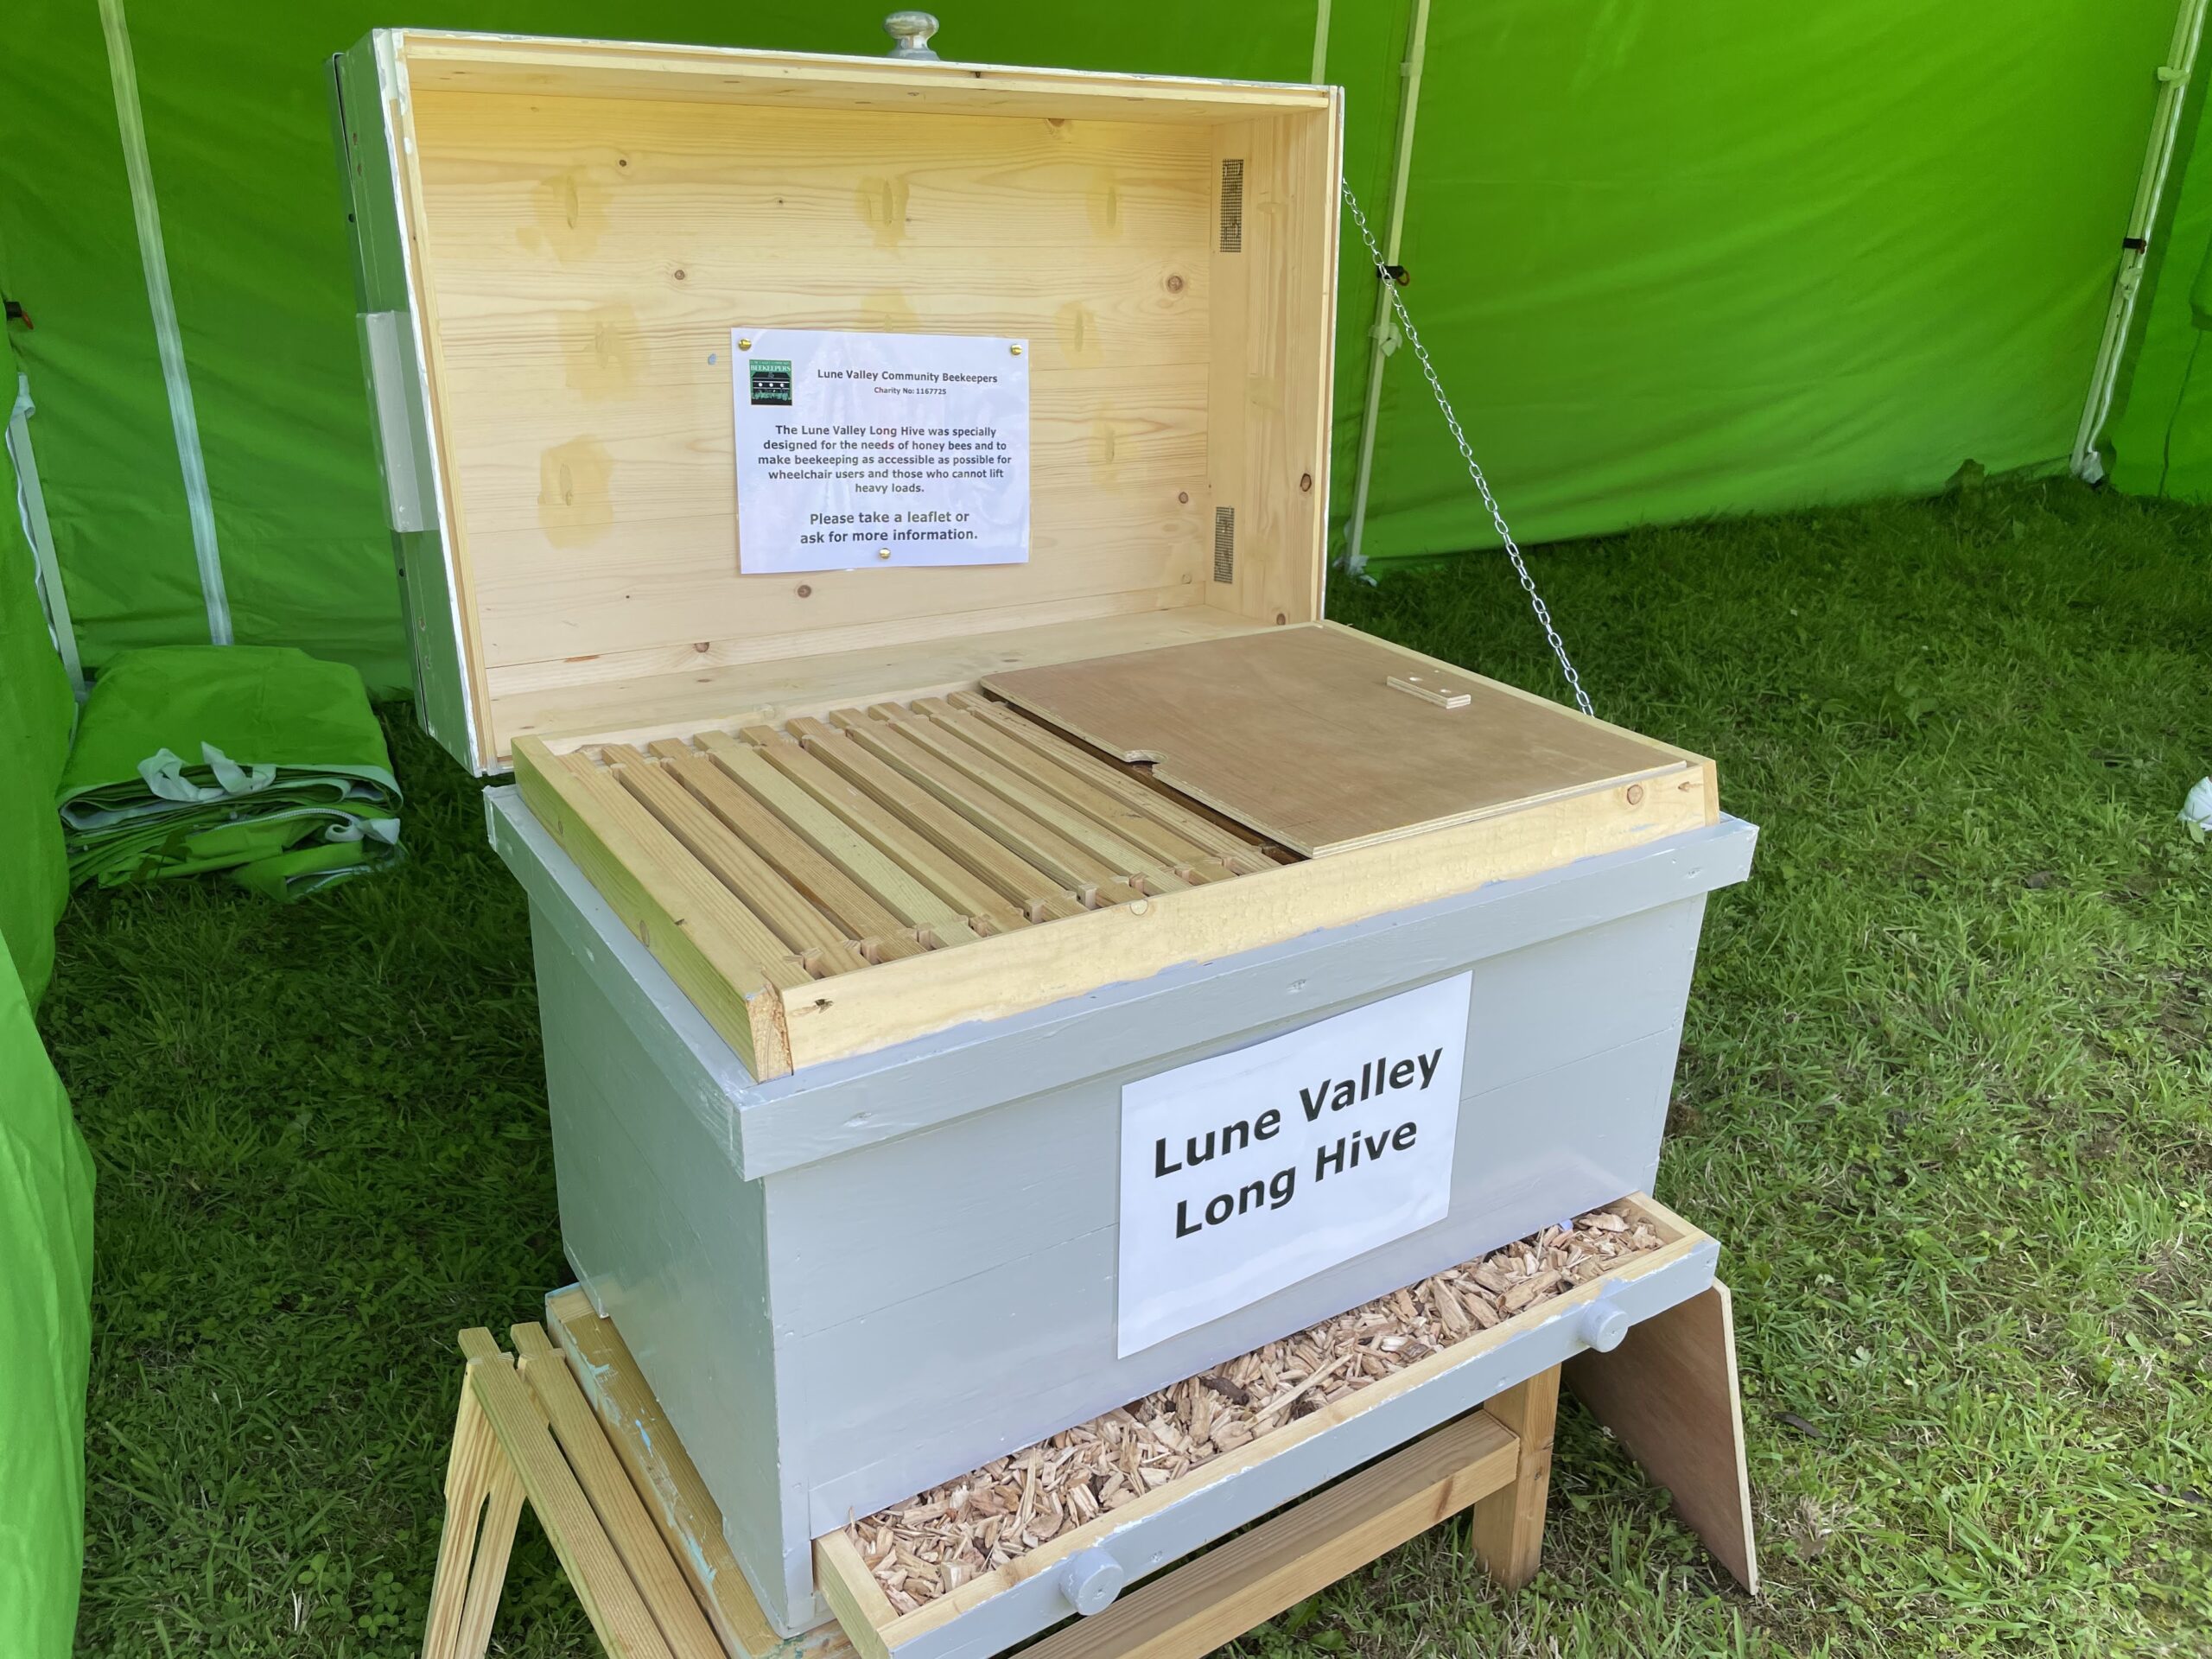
[1340,179,1594,717]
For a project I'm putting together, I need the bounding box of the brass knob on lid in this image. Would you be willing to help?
[884,10,940,59]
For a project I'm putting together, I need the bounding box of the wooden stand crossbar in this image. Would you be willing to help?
[423,1286,1755,1659]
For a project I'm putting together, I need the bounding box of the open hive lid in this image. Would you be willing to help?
[345,29,1724,1079]
[338,29,1343,775]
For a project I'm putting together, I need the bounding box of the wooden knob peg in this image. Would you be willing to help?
[1580,1301,1631,1353]
[1058,1547,1126,1616]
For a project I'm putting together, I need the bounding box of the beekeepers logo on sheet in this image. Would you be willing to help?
[1116,973,1471,1357]
[748,358,794,406]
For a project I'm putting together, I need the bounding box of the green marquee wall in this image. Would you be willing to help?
[0,10,2202,1654]
[0,0,2191,701]
[1352,2,2186,560]
[0,308,74,1000]
[0,250,92,1659]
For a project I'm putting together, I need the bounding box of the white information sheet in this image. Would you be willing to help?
[730,327,1029,574]
[1116,974,1471,1358]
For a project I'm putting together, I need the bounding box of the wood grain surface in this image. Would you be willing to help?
[1565,1281,1760,1594]
[983,625,1692,855]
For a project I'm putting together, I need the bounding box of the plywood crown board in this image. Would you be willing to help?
[983,625,1694,856]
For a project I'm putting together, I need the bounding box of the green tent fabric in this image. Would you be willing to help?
[58,644,402,899]
[0,0,1315,696]
[0,1,2187,690]
[1339,0,2184,564]
[0,300,76,1003]
[0,940,94,1659]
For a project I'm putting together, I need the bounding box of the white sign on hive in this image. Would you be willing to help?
[730,327,1030,575]
[1116,973,1473,1357]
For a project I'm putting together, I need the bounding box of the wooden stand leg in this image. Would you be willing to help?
[1465,1363,1560,1591]
[452,1452,527,1659]
[419,1330,709,1659]
[1564,1281,1759,1594]
[422,1362,527,1659]
[426,1292,1738,1659]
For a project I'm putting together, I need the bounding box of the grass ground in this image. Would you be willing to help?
[41,476,2212,1657]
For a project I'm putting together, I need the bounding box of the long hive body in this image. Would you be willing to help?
[340,25,1756,1650]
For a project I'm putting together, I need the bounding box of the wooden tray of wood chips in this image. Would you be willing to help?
[842,1203,1668,1611]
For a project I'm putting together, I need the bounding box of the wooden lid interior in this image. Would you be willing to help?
[389,35,1340,766]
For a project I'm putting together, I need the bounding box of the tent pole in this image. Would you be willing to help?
[2069,0,2209,481]
[99,0,233,645]
[1341,0,1431,573]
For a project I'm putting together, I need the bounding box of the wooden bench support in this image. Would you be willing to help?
[1466,1364,1560,1591]
[421,1283,1755,1659]
[1565,1281,1759,1594]
[420,1325,724,1659]
[1014,1405,1522,1659]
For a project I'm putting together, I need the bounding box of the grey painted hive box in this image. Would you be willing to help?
[337,25,1757,1646]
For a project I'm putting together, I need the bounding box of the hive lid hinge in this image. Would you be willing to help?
[1219,158,1244,253]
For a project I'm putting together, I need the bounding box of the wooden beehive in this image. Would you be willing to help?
[334,29,1715,1078]
[338,25,1754,1649]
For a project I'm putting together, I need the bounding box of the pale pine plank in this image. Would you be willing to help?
[510,1323,726,1659]
[693,732,973,945]
[604,746,870,972]
[832,709,1145,904]
[734,725,1024,934]
[1012,1412,1517,1659]
[793,718,1090,918]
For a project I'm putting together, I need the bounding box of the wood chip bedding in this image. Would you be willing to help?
[844,1206,1661,1610]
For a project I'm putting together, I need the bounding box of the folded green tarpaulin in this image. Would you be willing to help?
[0,942,92,1659]
[57,645,402,899]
